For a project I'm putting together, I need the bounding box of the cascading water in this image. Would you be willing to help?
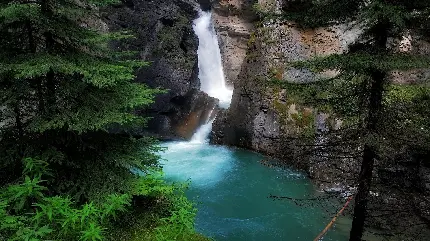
[190,118,215,143]
[188,10,233,143]
[193,11,233,109]
[159,9,350,241]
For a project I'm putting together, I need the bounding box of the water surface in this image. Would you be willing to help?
[160,142,351,241]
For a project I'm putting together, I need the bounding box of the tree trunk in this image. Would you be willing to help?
[26,20,36,53]
[348,15,389,240]
[26,20,45,114]
[46,68,56,116]
[349,144,376,241]
[349,69,385,241]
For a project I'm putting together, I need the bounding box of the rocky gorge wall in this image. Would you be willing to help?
[100,0,429,236]
[104,0,217,140]
[211,0,360,183]
[210,0,430,236]
[102,0,430,204]
[211,0,430,187]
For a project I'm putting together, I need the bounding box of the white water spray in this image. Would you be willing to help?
[190,119,215,143]
[190,107,215,143]
[189,11,233,143]
[193,11,233,109]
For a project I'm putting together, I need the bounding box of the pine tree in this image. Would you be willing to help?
[268,0,430,240]
[0,1,207,240]
[0,0,162,201]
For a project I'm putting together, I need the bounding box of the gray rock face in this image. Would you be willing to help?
[211,0,360,167]
[211,0,256,86]
[212,1,430,237]
[104,0,218,139]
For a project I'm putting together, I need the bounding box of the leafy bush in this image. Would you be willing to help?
[0,158,137,241]
[1,157,203,241]
[155,187,197,241]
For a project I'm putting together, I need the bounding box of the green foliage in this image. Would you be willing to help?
[0,0,205,240]
[0,0,161,136]
[272,73,366,119]
[22,158,52,178]
[290,53,430,73]
[105,186,211,241]
[0,0,206,240]
[0,0,165,202]
[269,1,430,238]
[101,193,131,220]
[7,176,47,212]
[381,84,430,152]
[0,157,195,241]
[270,0,430,145]
[278,0,430,32]
[131,172,175,197]
[80,223,104,241]
[155,188,197,241]
[0,158,126,240]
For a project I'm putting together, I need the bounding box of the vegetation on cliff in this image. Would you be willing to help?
[263,0,430,240]
[0,0,203,240]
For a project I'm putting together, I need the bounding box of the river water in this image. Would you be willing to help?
[159,10,351,241]
[160,141,350,241]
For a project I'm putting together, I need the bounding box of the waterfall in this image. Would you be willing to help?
[189,11,232,143]
[193,11,233,109]
[190,119,215,143]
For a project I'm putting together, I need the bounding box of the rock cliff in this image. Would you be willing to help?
[211,0,430,190]
[104,0,217,140]
[212,0,256,86]
[211,0,430,237]
[211,0,359,173]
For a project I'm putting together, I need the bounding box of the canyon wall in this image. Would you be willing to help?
[211,0,430,191]
[211,0,359,179]
[101,0,429,236]
[104,0,217,140]
[211,0,430,236]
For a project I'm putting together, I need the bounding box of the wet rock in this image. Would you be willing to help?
[104,0,218,139]
[211,0,360,170]
[212,0,256,86]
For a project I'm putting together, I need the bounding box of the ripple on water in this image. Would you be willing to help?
[160,142,350,241]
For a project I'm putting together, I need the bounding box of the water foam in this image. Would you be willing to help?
[161,10,235,188]
[190,119,215,143]
[160,142,234,188]
[193,11,233,109]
